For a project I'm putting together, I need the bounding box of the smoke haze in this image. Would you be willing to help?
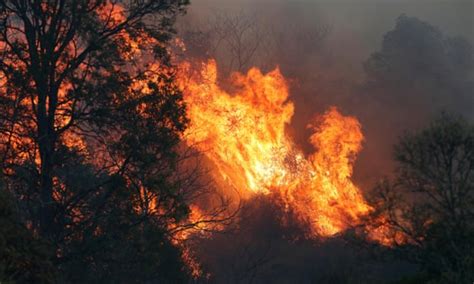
[177,1,474,281]
[180,0,473,188]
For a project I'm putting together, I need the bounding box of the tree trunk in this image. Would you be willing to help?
[39,140,54,238]
[38,114,56,239]
[37,87,57,239]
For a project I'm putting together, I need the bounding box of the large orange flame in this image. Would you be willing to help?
[179,60,376,237]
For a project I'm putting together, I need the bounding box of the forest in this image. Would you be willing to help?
[0,0,473,283]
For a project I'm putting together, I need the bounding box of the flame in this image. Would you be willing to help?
[0,0,400,275]
[178,60,377,237]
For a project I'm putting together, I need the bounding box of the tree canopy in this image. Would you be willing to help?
[0,0,193,282]
[364,14,474,116]
[370,112,474,283]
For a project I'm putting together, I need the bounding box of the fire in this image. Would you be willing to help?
[178,60,375,237]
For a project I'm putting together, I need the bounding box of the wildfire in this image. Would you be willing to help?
[178,60,376,237]
[0,0,399,277]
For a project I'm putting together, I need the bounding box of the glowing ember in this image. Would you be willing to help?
[178,60,376,237]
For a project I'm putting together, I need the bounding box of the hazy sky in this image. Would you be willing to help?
[190,0,474,55]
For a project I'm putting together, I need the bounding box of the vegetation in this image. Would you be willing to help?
[370,113,474,283]
[0,1,471,283]
[364,14,473,114]
[0,0,191,282]
[0,181,55,283]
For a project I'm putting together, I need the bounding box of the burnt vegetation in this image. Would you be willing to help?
[0,1,473,283]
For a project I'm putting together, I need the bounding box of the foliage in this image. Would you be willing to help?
[364,14,474,115]
[0,0,192,282]
[370,112,474,283]
[0,182,56,283]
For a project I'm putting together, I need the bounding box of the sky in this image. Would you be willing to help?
[190,0,474,55]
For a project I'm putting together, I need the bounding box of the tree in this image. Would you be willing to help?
[0,0,193,281]
[364,14,474,115]
[178,11,269,75]
[356,14,474,187]
[369,112,474,283]
[178,10,330,76]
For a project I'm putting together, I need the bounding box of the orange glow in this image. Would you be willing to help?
[178,59,380,237]
[0,0,403,275]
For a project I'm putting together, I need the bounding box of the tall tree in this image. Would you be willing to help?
[356,15,474,184]
[0,0,192,281]
[368,113,474,283]
[364,14,474,115]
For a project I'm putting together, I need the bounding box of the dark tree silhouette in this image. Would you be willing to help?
[364,14,474,115]
[355,14,474,187]
[0,0,193,282]
[0,179,55,283]
[369,112,474,283]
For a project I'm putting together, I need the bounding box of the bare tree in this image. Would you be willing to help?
[178,9,331,75]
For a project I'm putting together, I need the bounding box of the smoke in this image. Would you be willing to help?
[177,0,473,281]
[179,0,473,186]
